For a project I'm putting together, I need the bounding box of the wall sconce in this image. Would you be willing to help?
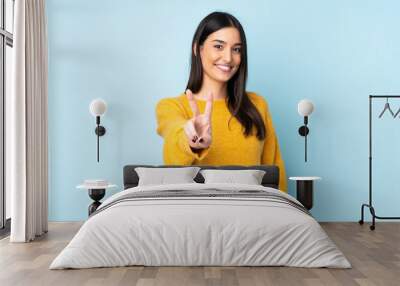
[89,99,107,162]
[297,99,314,162]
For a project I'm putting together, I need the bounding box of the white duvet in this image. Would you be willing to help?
[50,183,351,269]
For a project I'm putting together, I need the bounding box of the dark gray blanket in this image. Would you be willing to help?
[92,189,310,217]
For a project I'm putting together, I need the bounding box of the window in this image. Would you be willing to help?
[0,0,14,234]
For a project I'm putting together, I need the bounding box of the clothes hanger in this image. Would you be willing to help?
[393,106,400,118]
[378,98,395,118]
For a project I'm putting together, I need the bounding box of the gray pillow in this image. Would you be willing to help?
[200,169,266,185]
[135,167,201,186]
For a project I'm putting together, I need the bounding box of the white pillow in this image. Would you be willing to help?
[135,167,201,186]
[200,169,266,185]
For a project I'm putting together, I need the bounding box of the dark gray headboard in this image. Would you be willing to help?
[123,165,279,190]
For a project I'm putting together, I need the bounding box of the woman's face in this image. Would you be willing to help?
[199,27,242,84]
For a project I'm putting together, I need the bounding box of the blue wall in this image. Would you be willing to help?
[47,0,400,221]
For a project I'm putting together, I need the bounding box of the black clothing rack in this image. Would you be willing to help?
[359,95,400,230]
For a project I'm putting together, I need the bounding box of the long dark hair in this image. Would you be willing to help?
[186,11,266,140]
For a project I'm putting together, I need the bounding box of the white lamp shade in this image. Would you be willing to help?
[89,99,107,116]
[297,99,314,116]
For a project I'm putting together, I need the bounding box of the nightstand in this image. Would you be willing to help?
[77,182,117,216]
[289,177,321,210]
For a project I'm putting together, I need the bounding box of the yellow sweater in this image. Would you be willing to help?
[156,92,287,192]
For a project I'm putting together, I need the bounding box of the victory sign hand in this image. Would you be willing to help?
[184,89,213,150]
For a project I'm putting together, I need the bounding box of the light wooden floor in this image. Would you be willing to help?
[0,222,399,286]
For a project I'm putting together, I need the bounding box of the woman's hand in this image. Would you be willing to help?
[184,89,213,150]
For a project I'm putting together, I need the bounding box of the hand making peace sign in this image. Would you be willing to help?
[184,89,213,150]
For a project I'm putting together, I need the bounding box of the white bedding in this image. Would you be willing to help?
[50,183,351,269]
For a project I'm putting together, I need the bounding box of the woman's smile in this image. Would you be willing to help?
[215,63,234,73]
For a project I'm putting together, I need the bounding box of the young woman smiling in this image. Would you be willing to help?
[156,12,287,192]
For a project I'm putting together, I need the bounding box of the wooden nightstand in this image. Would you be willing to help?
[289,177,321,210]
[77,183,117,216]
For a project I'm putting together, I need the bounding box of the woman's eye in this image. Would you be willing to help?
[233,47,241,53]
[214,45,223,49]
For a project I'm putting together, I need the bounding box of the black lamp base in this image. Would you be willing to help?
[298,126,309,136]
[95,126,106,136]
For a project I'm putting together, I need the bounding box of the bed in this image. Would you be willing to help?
[50,165,351,269]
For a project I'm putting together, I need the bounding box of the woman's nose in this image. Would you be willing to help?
[222,50,232,63]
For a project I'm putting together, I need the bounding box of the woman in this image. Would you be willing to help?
[156,12,287,192]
